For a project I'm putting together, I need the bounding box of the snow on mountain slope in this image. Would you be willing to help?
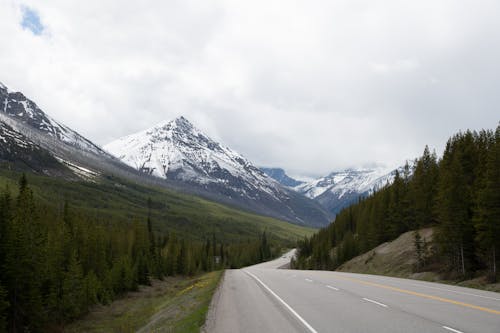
[295,168,395,200]
[293,167,401,216]
[0,121,71,176]
[0,82,106,156]
[263,164,402,216]
[0,121,38,151]
[105,117,282,198]
[105,117,331,226]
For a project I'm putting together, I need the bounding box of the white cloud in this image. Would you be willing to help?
[0,0,499,177]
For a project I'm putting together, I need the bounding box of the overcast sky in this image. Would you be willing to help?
[0,0,499,177]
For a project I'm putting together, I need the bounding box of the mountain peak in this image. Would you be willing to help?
[175,115,190,124]
[152,116,195,134]
[104,118,331,226]
[173,115,194,130]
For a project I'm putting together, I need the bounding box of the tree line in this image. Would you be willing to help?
[0,175,275,332]
[293,124,499,282]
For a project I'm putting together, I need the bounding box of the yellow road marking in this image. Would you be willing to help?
[333,275,500,315]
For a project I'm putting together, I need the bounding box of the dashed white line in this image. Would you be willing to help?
[305,278,313,282]
[326,285,339,291]
[442,326,464,333]
[362,297,388,308]
[244,270,318,333]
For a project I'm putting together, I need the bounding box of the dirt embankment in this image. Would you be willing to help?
[338,228,435,278]
[338,228,500,292]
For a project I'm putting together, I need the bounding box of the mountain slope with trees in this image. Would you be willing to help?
[0,174,304,332]
[293,124,500,282]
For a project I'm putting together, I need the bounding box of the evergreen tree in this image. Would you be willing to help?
[61,251,85,320]
[3,175,46,331]
[412,146,439,228]
[414,231,425,271]
[260,231,271,261]
[0,284,8,333]
[437,132,479,276]
[474,126,500,280]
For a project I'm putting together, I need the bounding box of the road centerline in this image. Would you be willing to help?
[326,285,339,291]
[244,270,319,333]
[305,278,313,282]
[407,282,500,302]
[333,274,500,315]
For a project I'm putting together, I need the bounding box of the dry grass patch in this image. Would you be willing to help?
[65,271,222,333]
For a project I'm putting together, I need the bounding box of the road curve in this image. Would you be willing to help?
[204,250,500,333]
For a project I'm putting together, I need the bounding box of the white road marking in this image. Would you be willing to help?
[244,270,318,333]
[305,278,313,282]
[442,326,464,333]
[362,297,388,308]
[326,285,339,291]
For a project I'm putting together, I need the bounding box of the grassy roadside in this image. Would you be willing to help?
[65,271,223,333]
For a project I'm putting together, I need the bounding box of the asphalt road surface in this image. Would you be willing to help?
[204,250,500,333]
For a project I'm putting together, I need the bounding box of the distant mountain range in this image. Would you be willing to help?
[104,117,330,226]
[262,166,399,216]
[0,82,330,227]
[0,80,402,226]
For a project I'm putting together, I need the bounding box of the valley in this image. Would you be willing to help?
[1,2,499,332]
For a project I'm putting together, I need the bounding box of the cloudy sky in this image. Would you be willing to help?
[0,0,499,177]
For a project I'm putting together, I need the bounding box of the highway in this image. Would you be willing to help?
[204,250,500,333]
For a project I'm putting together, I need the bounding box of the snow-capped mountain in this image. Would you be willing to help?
[0,81,328,226]
[295,168,395,200]
[0,81,145,181]
[0,82,105,156]
[105,117,331,226]
[265,166,399,216]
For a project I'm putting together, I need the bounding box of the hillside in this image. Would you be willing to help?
[0,169,314,331]
[337,228,500,292]
[0,169,314,245]
[338,228,435,277]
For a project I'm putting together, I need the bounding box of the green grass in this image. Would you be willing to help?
[65,271,223,333]
[0,169,315,244]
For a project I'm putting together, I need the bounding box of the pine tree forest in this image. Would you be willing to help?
[293,125,500,283]
[0,175,274,332]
